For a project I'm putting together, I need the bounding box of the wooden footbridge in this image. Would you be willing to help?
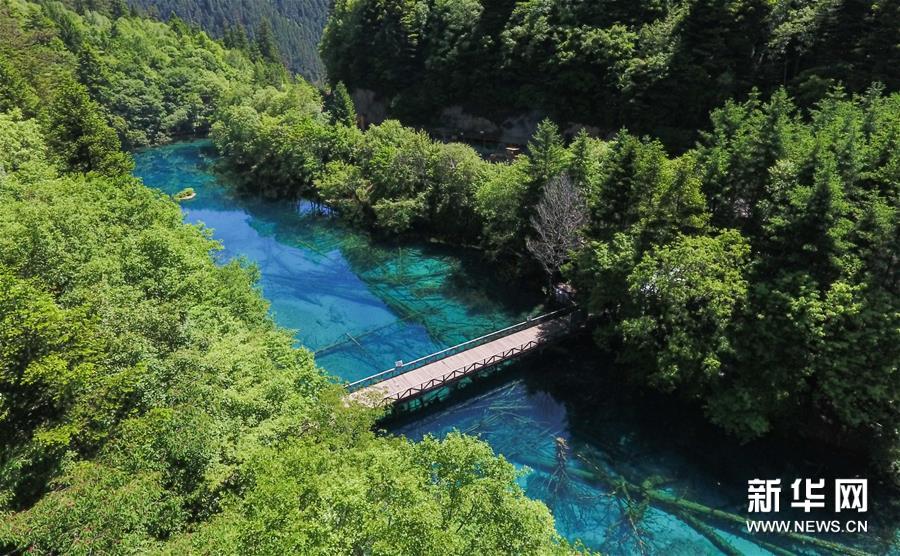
[345,308,576,407]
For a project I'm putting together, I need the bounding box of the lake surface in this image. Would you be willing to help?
[134,140,541,383]
[134,141,894,555]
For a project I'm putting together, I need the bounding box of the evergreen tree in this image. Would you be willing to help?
[0,55,39,116]
[167,14,188,36]
[567,129,598,190]
[110,0,127,19]
[42,80,132,175]
[76,45,109,99]
[326,81,356,127]
[255,19,280,64]
[527,119,568,190]
[224,23,250,51]
[590,131,666,240]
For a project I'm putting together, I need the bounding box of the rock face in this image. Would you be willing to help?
[351,88,603,146]
[351,89,388,127]
[435,106,499,136]
[428,107,546,148]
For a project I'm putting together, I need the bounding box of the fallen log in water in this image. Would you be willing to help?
[513,452,870,556]
[676,511,742,556]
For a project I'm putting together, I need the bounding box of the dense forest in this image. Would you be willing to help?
[209,5,900,485]
[130,0,328,80]
[1,0,898,551]
[211,80,900,474]
[63,0,328,79]
[3,0,294,148]
[0,1,581,552]
[321,0,900,147]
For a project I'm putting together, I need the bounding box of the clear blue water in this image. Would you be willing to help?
[134,140,541,383]
[134,141,893,556]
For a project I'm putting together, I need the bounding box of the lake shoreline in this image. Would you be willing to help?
[136,140,899,554]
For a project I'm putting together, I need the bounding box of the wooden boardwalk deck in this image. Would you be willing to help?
[346,311,572,407]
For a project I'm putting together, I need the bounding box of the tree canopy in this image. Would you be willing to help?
[209,75,900,481]
[60,0,329,80]
[321,0,900,148]
[0,2,582,553]
[1,0,898,549]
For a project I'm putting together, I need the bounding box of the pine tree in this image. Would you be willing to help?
[326,82,356,127]
[528,119,568,189]
[568,129,597,190]
[76,45,109,99]
[42,79,132,175]
[110,0,127,19]
[224,24,250,51]
[255,20,280,64]
[0,55,39,116]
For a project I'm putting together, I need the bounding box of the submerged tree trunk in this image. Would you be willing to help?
[515,450,870,556]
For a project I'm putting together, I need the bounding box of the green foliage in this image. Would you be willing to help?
[321,0,899,146]
[0,102,573,554]
[2,462,184,553]
[210,62,899,475]
[212,90,494,243]
[125,0,329,80]
[12,0,894,528]
[173,187,194,200]
[42,79,133,175]
[0,55,39,116]
[589,131,669,241]
[474,158,531,258]
[0,0,287,148]
[325,81,356,127]
[254,19,280,63]
[211,86,573,265]
[0,112,56,181]
[568,87,900,455]
[0,4,578,548]
[314,160,370,223]
[162,433,568,555]
[427,141,484,239]
[209,82,330,197]
[526,119,569,196]
[622,230,750,392]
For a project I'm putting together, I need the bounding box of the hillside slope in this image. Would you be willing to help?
[321,0,900,147]
[129,0,328,80]
[0,1,574,552]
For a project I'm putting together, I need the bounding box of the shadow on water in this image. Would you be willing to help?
[135,141,900,555]
[388,337,900,555]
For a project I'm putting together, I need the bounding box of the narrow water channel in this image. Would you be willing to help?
[134,140,895,555]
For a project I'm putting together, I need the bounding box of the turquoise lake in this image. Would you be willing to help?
[134,140,894,555]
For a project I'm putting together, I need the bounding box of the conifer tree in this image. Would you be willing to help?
[0,56,39,116]
[42,80,132,175]
[326,82,356,127]
[255,20,280,63]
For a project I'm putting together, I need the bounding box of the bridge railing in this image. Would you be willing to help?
[345,307,573,393]
[385,337,545,403]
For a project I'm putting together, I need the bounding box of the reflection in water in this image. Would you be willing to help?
[134,141,893,555]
